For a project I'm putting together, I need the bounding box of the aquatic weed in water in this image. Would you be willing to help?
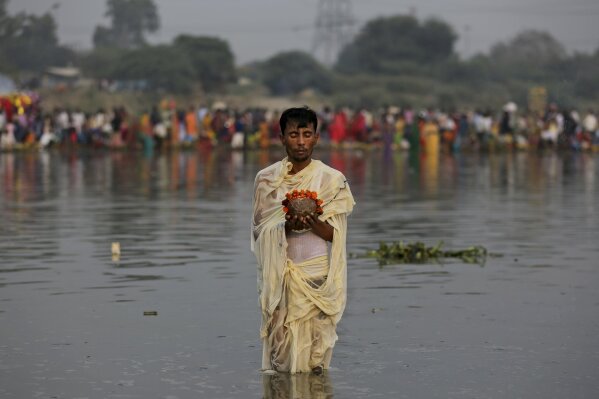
[365,241,488,266]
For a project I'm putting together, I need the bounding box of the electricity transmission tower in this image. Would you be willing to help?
[312,0,356,65]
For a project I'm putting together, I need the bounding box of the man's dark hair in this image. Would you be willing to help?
[279,106,318,134]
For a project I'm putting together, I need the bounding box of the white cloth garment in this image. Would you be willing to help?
[252,158,355,373]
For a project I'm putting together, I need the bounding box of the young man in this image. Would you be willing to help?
[251,107,355,374]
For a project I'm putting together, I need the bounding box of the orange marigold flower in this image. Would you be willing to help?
[282,189,323,214]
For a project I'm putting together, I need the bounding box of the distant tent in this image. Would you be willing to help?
[0,73,17,94]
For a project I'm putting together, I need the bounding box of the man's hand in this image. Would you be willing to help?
[285,213,334,242]
[299,213,334,242]
[285,213,307,233]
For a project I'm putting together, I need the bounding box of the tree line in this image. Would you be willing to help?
[0,0,235,93]
[0,0,597,108]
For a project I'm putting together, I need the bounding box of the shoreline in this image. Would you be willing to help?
[2,140,599,154]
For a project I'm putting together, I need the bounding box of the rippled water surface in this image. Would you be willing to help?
[1,148,598,398]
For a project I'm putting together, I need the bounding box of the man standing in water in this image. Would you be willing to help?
[251,107,355,374]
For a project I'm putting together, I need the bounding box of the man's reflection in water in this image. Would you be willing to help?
[262,372,334,399]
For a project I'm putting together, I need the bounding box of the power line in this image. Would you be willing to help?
[311,0,356,65]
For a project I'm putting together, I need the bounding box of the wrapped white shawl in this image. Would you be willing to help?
[251,158,355,372]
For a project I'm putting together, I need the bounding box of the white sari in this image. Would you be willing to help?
[251,158,355,373]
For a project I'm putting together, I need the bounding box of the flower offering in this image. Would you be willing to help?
[282,189,324,216]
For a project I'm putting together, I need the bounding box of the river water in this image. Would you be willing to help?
[1,148,598,398]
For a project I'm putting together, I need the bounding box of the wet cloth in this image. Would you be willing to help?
[252,158,355,373]
[286,230,328,264]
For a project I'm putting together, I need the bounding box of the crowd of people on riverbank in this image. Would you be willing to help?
[1,94,598,152]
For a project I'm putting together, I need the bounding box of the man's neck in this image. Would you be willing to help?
[289,159,312,175]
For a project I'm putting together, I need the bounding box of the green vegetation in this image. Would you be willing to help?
[81,1,236,93]
[108,45,196,93]
[259,51,332,96]
[336,15,456,74]
[79,36,235,94]
[328,16,599,109]
[93,0,160,49]
[0,0,74,74]
[365,241,488,266]
[173,35,236,92]
[245,16,599,109]
[0,0,597,109]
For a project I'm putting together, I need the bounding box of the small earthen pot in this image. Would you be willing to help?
[287,197,317,217]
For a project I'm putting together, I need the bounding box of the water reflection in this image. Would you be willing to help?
[2,148,597,205]
[262,372,334,399]
[0,148,597,282]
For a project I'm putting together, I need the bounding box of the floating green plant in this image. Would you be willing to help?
[365,241,488,266]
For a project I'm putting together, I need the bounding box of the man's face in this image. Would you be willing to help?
[281,121,319,163]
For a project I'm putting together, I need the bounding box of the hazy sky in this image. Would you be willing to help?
[8,0,599,64]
